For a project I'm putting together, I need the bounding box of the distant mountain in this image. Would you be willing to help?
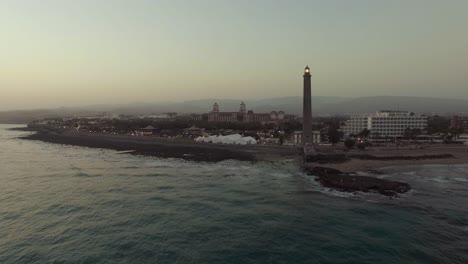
[90,96,468,115]
[317,96,468,114]
[2,96,468,124]
[104,96,348,115]
[248,96,348,114]
[0,108,100,124]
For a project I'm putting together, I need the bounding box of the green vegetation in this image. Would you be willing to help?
[427,115,451,134]
[327,126,341,145]
[356,141,366,150]
[358,128,371,138]
[344,138,356,149]
[403,128,422,139]
[320,116,346,144]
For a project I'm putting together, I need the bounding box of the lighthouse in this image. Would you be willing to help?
[302,66,313,145]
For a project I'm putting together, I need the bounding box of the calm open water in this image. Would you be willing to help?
[0,124,467,264]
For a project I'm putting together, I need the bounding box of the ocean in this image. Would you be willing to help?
[0,124,467,264]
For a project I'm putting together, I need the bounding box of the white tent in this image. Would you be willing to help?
[194,136,205,142]
[205,135,216,143]
[220,136,235,144]
[194,134,257,145]
[241,136,257,145]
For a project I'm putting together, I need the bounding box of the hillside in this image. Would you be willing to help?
[2,96,468,123]
[317,96,468,114]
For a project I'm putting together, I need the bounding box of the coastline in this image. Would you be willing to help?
[16,127,468,197]
[303,146,468,196]
[20,129,302,163]
[308,145,468,173]
[17,128,468,170]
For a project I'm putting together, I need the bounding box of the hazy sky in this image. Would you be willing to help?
[1,0,467,110]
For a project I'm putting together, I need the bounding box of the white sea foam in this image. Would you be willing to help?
[453,177,468,182]
[301,174,358,198]
[270,172,294,178]
[318,188,357,198]
[143,158,293,181]
[116,150,135,154]
[144,159,193,168]
[431,177,450,183]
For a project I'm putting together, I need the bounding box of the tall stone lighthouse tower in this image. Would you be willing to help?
[302,66,313,145]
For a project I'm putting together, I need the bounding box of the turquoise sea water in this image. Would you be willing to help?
[0,124,467,264]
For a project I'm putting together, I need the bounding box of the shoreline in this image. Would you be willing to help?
[20,129,302,163]
[308,145,468,173]
[17,128,468,170]
[16,127,468,197]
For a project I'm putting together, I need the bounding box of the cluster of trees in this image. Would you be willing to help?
[54,114,466,147]
[76,116,353,146]
[402,128,422,139]
[344,138,366,150]
[426,115,464,135]
[73,118,305,135]
[427,115,451,134]
[347,128,371,139]
[320,116,347,145]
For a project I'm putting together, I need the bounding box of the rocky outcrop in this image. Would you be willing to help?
[316,173,411,197]
[349,153,455,161]
[7,127,37,132]
[304,166,411,197]
[305,152,455,165]
[304,154,349,164]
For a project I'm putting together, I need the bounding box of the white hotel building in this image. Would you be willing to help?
[341,110,428,139]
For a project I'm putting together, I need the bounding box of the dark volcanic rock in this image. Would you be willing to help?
[304,166,344,176]
[306,152,455,165]
[365,169,385,175]
[7,127,36,132]
[350,153,455,160]
[316,174,411,197]
[305,154,349,164]
[304,166,411,197]
[22,131,257,162]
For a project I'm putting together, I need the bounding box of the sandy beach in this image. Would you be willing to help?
[310,145,468,173]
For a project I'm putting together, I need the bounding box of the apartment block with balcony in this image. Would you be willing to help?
[341,110,428,139]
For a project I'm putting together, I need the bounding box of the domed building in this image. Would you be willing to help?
[204,102,296,124]
[278,111,285,120]
[270,111,278,120]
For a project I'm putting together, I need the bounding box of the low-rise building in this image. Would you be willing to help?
[292,130,321,145]
[183,126,206,137]
[139,125,158,136]
[454,134,468,143]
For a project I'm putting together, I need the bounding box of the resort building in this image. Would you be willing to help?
[340,115,369,137]
[189,102,296,124]
[341,110,428,138]
[450,115,468,132]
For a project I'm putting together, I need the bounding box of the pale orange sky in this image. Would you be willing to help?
[1,0,468,110]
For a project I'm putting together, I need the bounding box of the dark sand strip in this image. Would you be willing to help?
[22,130,301,163]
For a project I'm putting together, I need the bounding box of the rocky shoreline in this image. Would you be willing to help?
[17,128,468,198]
[349,153,455,161]
[20,130,300,163]
[302,148,465,197]
[303,166,411,197]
